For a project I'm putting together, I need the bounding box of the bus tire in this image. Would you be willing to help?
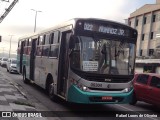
[48,82,55,101]
[23,69,29,84]
[48,82,57,101]
[129,92,137,105]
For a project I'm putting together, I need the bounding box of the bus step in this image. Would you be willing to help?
[57,94,66,100]
[30,80,35,84]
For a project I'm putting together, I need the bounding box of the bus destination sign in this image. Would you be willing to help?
[83,22,129,37]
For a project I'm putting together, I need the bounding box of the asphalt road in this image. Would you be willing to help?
[0,66,159,120]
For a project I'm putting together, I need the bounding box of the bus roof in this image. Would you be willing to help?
[19,18,136,40]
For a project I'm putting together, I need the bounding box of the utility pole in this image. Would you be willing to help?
[31,9,42,33]
[8,35,14,58]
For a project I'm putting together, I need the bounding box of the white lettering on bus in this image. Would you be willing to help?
[98,26,125,36]
[99,26,118,35]
[118,29,125,36]
[84,23,93,31]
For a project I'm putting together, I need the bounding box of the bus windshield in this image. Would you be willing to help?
[70,36,136,75]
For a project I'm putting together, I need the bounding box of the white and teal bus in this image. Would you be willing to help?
[17,18,137,104]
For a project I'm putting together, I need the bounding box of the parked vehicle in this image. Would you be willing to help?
[1,57,8,68]
[6,58,17,73]
[130,73,160,106]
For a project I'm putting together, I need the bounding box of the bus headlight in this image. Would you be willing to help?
[123,87,132,93]
[70,79,88,91]
[124,88,129,92]
[82,86,87,91]
[78,84,88,91]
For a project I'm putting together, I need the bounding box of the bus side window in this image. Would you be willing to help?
[42,34,50,57]
[45,34,50,45]
[36,46,42,56]
[49,45,59,58]
[42,47,50,57]
[42,35,46,45]
[49,31,59,58]
[53,31,59,43]
[36,37,41,56]
[23,40,27,54]
[36,35,43,56]
[50,33,54,44]
[26,39,31,55]
[37,37,40,45]
[28,38,32,46]
[39,35,43,45]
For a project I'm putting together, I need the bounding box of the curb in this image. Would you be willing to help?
[10,82,28,99]
[0,72,28,99]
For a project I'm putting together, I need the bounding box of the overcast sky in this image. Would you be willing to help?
[0,0,155,55]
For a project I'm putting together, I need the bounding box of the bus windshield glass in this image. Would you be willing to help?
[70,36,136,75]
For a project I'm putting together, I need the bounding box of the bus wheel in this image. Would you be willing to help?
[23,70,29,84]
[48,83,56,101]
[129,92,137,105]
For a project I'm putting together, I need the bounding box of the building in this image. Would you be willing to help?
[128,0,160,57]
[128,0,160,73]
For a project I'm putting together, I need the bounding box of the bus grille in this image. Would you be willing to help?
[85,76,133,83]
[71,68,133,83]
[90,77,130,83]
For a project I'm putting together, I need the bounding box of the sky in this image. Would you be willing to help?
[0,0,155,56]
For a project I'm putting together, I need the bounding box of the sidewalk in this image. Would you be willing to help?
[0,71,60,120]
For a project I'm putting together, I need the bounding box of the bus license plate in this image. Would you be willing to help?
[102,96,112,100]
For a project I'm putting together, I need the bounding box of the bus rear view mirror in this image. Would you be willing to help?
[101,43,107,54]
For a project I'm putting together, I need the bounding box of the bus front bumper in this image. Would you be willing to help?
[67,85,133,104]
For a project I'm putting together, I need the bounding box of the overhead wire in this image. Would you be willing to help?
[0,0,9,16]
[0,0,18,23]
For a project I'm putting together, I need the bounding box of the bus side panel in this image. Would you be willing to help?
[38,57,48,88]
[47,58,59,93]
[37,57,59,90]
[34,56,41,86]
[25,55,30,79]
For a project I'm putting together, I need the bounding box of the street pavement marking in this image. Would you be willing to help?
[0,88,17,92]
[0,96,7,101]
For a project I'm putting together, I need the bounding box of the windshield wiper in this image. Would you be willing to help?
[115,42,126,57]
[101,43,108,64]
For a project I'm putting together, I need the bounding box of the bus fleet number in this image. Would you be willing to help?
[90,83,102,88]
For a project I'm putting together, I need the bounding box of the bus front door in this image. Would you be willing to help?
[57,31,71,97]
[30,38,37,81]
